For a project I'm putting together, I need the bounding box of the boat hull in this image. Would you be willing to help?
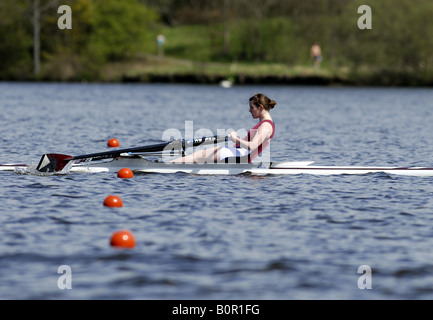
[2,158,433,176]
[254,166,433,177]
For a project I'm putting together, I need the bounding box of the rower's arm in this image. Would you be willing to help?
[231,123,272,151]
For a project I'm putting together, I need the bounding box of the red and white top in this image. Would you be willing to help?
[236,120,275,162]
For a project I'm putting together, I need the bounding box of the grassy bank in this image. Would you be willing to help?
[24,15,433,86]
[37,53,433,87]
[36,20,432,86]
[100,54,349,85]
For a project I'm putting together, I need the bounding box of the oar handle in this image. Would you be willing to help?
[183,134,230,148]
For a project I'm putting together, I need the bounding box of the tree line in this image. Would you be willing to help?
[1,0,432,83]
[0,0,159,80]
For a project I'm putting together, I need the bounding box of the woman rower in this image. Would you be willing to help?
[170,93,276,164]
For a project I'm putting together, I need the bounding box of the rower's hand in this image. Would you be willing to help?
[229,131,238,143]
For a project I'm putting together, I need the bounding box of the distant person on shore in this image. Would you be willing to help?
[310,42,322,68]
[170,93,276,164]
[157,34,166,57]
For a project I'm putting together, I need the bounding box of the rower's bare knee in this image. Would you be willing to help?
[199,146,220,163]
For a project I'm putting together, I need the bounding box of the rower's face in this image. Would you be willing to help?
[249,103,261,118]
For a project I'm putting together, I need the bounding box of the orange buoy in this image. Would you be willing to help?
[107,138,119,148]
[103,195,123,207]
[117,168,133,178]
[110,230,135,248]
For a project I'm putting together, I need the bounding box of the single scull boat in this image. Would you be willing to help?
[2,135,433,176]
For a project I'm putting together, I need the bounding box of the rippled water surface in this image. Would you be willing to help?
[1,82,433,300]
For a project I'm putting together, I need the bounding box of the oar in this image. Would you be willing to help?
[36,135,229,173]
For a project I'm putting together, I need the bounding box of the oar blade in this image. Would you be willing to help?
[36,154,73,173]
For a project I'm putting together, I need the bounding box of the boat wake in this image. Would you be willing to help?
[14,163,45,176]
[12,160,73,176]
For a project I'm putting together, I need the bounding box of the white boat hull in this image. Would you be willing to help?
[2,158,433,176]
[253,166,433,177]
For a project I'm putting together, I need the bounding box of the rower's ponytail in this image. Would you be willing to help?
[250,93,277,111]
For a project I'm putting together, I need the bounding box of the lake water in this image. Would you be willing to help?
[1,82,433,301]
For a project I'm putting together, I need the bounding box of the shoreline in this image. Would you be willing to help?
[3,55,432,87]
[6,73,431,87]
[120,73,351,86]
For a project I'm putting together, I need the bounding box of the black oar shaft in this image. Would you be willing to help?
[72,141,179,161]
[72,135,227,161]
